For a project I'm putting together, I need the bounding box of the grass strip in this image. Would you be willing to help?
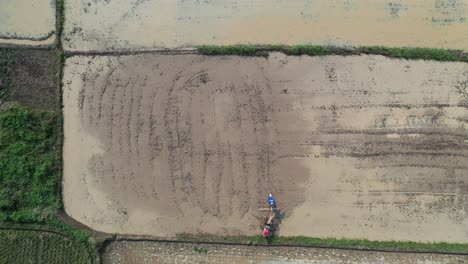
[176,233,468,254]
[256,236,468,254]
[56,0,65,48]
[197,45,468,62]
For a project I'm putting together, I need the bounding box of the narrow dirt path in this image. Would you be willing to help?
[102,241,468,264]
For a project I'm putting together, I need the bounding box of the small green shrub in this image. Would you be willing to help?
[193,246,208,254]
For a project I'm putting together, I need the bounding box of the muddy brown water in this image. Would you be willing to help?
[63,0,468,51]
[63,53,468,242]
[0,0,55,45]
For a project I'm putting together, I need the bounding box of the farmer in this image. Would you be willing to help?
[268,193,276,208]
[263,207,276,238]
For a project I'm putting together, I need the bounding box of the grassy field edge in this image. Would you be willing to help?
[0,226,96,263]
[174,233,468,254]
[197,45,468,62]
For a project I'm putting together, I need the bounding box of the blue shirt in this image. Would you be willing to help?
[268,195,276,206]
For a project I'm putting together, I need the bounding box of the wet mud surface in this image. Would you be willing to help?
[102,241,468,264]
[63,53,468,242]
[0,0,55,46]
[63,0,468,51]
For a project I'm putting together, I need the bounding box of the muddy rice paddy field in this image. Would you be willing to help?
[2,0,468,262]
[63,0,468,52]
[0,0,56,46]
[63,53,468,242]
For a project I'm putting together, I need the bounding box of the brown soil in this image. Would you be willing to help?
[0,48,59,110]
[102,240,468,264]
[63,53,468,242]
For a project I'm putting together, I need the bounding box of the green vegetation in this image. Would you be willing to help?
[176,233,468,254]
[56,0,65,43]
[0,104,95,262]
[251,236,468,254]
[0,3,95,259]
[0,3,96,262]
[0,105,61,223]
[0,104,89,235]
[0,229,94,264]
[0,49,16,99]
[198,45,266,56]
[197,45,468,62]
[193,246,208,254]
[358,46,468,62]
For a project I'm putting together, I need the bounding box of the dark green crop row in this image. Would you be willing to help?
[0,229,94,264]
[0,49,16,99]
[197,45,468,62]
